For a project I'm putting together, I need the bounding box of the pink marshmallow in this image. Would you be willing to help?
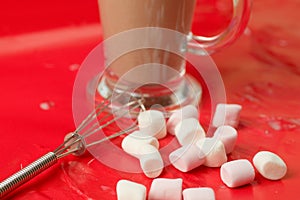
[213,125,238,154]
[212,104,242,128]
[220,159,255,188]
[169,144,206,172]
[148,178,183,200]
[183,187,215,200]
[138,110,167,139]
[175,118,206,146]
[167,105,199,135]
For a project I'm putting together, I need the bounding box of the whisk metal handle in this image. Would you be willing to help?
[0,152,57,198]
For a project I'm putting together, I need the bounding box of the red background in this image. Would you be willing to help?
[0,0,299,199]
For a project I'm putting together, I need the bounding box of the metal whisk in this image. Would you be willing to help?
[0,93,145,198]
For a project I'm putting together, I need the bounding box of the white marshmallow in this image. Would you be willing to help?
[183,187,215,200]
[175,118,206,146]
[213,125,237,154]
[148,178,183,200]
[116,180,146,200]
[212,104,242,128]
[139,144,164,178]
[138,110,167,139]
[196,138,227,167]
[121,130,159,158]
[169,144,206,172]
[252,151,287,180]
[220,159,255,188]
[167,105,199,135]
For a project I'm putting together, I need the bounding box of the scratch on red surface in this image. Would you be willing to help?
[60,163,95,200]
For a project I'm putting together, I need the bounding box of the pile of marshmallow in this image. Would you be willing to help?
[117,178,215,200]
[118,103,287,199]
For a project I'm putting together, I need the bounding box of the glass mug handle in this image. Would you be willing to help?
[187,0,252,54]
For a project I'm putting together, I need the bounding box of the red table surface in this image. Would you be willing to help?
[1,0,299,199]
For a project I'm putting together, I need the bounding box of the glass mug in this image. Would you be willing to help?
[96,0,251,114]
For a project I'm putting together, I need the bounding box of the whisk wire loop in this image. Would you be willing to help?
[0,93,145,198]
